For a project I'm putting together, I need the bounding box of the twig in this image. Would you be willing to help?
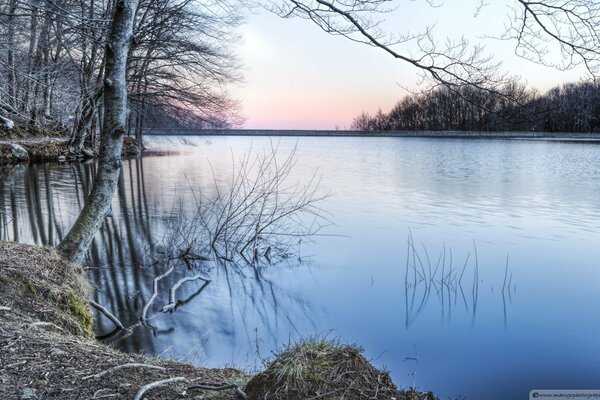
[28,321,65,332]
[188,383,248,399]
[89,300,125,331]
[141,265,175,322]
[91,388,119,399]
[82,363,166,381]
[0,306,11,312]
[161,274,211,312]
[133,377,189,400]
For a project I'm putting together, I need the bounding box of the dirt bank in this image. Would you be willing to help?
[0,242,245,400]
[0,134,142,165]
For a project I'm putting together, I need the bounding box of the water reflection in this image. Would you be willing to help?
[403,234,517,331]
[0,154,513,359]
[3,135,600,400]
[0,157,321,367]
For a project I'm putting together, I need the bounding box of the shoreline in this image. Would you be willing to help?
[143,128,600,140]
[0,242,436,400]
[2,129,599,166]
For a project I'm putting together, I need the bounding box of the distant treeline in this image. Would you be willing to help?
[351,81,600,133]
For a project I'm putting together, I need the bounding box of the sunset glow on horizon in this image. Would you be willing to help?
[232,2,589,130]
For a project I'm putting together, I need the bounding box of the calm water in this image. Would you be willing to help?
[2,135,600,399]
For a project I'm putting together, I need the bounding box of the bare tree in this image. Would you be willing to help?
[57,0,139,264]
[161,144,329,271]
[271,0,506,92]
[127,0,243,143]
[506,1,600,78]
[271,0,600,99]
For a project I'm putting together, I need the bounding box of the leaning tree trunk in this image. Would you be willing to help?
[57,0,139,264]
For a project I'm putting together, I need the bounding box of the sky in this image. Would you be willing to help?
[229,1,588,130]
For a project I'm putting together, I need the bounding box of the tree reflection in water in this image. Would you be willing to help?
[0,157,320,367]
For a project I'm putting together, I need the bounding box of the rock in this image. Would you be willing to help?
[82,148,95,159]
[20,387,36,399]
[57,155,66,163]
[50,348,66,357]
[10,144,29,162]
[0,116,14,129]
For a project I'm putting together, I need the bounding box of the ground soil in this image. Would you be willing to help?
[0,137,71,165]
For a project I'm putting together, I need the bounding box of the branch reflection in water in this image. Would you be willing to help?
[0,153,326,367]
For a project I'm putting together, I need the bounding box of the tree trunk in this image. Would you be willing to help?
[6,0,17,110]
[57,0,139,265]
[22,7,38,113]
[70,91,102,153]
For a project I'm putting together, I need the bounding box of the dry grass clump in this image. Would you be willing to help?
[0,241,92,336]
[245,337,436,400]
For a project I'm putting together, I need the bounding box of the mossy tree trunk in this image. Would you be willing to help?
[57,0,139,264]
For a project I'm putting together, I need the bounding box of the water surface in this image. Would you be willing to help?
[2,135,600,399]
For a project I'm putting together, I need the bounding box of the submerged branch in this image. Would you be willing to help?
[162,274,211,312]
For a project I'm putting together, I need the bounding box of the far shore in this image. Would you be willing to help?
[143,128,600,140]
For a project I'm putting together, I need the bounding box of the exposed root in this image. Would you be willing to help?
[188,382,248,399]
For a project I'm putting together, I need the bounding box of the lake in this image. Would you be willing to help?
[2,135,600,399]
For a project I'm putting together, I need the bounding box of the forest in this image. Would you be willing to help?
[351,80,600,133]
[0,0,241,152]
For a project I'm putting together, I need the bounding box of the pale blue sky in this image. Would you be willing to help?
[230,1,587,129]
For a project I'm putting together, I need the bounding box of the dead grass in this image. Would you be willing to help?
[0,241,92,336]
[245,337,437,400]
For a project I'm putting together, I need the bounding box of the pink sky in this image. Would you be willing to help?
[231,3,588,130]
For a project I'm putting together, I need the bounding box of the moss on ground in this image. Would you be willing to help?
[67,288,94,335]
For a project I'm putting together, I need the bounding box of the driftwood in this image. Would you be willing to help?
[89,300,125,331]
[0,115,14,129]
[161,274,211,312]
[133,377,188,400]
[141,265,175,323]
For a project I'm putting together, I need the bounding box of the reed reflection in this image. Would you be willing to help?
[403,233,516,329]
